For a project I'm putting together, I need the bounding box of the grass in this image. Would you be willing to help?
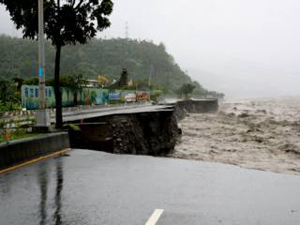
[0,133,43,144]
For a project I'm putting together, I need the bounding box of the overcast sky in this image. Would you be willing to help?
[1,0,300,98]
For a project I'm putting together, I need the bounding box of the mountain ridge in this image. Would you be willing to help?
[0,35,223,97]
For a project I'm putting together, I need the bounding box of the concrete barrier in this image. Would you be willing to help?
[171,99,219,120]
[0,132,70,169]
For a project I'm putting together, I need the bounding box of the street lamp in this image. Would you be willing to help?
[35,0,50,131]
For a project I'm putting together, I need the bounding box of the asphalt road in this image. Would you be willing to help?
[1,149,300,225]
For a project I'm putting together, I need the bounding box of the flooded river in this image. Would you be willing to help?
[173,97,300,175]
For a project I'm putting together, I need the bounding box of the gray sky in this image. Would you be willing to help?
[1,1,300,98]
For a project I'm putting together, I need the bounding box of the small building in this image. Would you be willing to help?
[85,79,98,88]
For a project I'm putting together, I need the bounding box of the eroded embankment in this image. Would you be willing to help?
[172,98,300,175]
[68,99,219,156]
[69,110,180,156]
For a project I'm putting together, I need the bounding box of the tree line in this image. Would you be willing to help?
[0,35,223,97]
[0,0,223,128]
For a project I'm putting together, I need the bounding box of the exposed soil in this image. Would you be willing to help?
[172,97,300,175]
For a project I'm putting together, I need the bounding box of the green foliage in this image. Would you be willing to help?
[0,77,22,111]
[24,77,39,85]
[0,132,42,143]
[46,74,86,90]
[0,36,224,98]
[190,80,224,99]
[12,77,24,91]
[90,90,97,103]
[0,36,192,92]
[0,117,39,143]
[63,123,81,131]
[0,102,22,112]
[0,0,113,46]
[150,90,164,102]
[177,83,196,99]
[0,0,114,128]
[0,120,5,130]
[0,78,14,102]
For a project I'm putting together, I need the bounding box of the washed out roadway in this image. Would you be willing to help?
[0,149,300,225]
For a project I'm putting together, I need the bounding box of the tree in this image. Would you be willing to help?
[61,73,87,106]
[47,73,87,105]
[0,78,20,111]
[12,77,24,92]
[24,77,39,85]
[0,0,114,128]
[177,83,196,100]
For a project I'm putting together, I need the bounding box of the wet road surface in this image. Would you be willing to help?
[0,149,300,225]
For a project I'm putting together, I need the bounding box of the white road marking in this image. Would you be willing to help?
[145,209,164,225]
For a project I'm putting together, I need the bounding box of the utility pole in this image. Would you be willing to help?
[38,0,46,110]
[35,0,50,131]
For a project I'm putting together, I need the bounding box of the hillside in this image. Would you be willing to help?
[0,35,222,96]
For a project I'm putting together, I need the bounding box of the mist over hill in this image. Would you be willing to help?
[0,35,222,96]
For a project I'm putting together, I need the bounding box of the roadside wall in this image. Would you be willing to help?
[0,132,70,169]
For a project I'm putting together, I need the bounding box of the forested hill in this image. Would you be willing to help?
[0,35,218,95]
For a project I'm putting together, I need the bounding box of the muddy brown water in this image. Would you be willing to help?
[172,97,300,175]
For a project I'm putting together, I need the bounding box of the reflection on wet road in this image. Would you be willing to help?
[38,159,64,225]
[38,162,48,225]
[0,149,300,225]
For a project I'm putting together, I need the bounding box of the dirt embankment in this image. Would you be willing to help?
[172,98,300,175]
[69,110,181,156]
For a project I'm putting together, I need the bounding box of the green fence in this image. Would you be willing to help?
[21,85,150,110]
[21,85,109,110]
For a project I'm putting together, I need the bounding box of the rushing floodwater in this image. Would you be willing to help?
[173,97,300,175]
